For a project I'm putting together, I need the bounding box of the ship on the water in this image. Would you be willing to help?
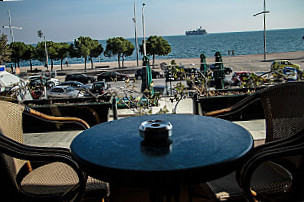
[185,26,207,35]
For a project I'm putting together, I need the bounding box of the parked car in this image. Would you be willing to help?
[283,66,298,81]
[208,64,233,75]
[28,75,59,89]
[65,73,95,84]
[90,81,109,94]
[231,71,251,86]
[271,60,301,71]
[271,60,302,79]
[57,81,87,90]
[153,85,176,96]
[207,78,232,88]
[46,86,84,99]
[135,69,163,79]
[97,71,129,82]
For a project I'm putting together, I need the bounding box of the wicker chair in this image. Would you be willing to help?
[190,82,304,201]
[0,100,109,202]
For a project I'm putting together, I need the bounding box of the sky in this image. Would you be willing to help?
[0,0,303,44]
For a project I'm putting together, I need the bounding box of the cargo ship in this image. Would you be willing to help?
[185,26,207,35]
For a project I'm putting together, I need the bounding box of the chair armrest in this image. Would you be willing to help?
[0,134,86,202]
[24,107,90,129]
[236,139,304,202]
[245,128,304,158]
[204,92,261,117]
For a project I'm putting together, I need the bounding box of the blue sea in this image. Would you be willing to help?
[14,28,304,68]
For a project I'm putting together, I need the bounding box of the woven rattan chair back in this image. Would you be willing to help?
[0,100,27,199]
[0,100,27,172]
[260,82,304,142]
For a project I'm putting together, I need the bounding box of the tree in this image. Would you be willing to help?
[140,36,171,68]
[74,36,94,71]
[104,37,134,68]
[0,34,11,65]
[47,41,59,72]
[56,42,70,70]
[36,41,57,71]
[10,41,28,68]
[89,40,103,69]
[22,44,35,71]
[122,40,134,68]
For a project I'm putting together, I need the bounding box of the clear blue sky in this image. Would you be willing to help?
[0,0,303,44]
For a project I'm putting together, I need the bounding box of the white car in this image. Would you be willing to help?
[47,86,84,99]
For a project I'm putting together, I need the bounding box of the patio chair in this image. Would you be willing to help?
[190,82,304,201]
[0,100,109,201]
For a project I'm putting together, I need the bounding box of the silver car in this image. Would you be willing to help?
[47,86,84,99]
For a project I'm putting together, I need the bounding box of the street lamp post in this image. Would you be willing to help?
[142,3,146,56]
[254,0,270,61]
[2,9,22,43]
[133,0,139,67]
[38,30,49,69]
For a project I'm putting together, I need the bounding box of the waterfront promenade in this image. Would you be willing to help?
[17,51,304,74]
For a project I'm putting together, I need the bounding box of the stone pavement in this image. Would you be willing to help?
[24,97,266,147]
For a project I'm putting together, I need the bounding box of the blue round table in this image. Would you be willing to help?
[70,114,253,200]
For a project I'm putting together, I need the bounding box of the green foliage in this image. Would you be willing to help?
[21,44,35,71]
[0,34,11,65]
[240,73,272,88]
[10,41,28,67]
[74,36,95,70]
[145,36,171,56]
[36,41,58,71]
[35,41,48,64]
[168,60,186,80]
[140,36,171,68]
[89,40,103,69]
[104,37,134,68]
[56,42,70,70]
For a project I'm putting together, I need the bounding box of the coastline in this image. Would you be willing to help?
[17,51,304,74]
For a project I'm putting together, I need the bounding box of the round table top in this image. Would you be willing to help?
[71,114,253,186]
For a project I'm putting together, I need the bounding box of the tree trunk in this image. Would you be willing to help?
[60,59,63,71]
[122,54,125,68]
[84,57,87,71]
[91,58,94,69]
[117,54,121,68]
[30,60,33,71]
[51,59,54,72]
[153,54,155,69]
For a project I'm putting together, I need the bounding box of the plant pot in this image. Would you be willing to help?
[193,87,265,121]
[22,96,115,132]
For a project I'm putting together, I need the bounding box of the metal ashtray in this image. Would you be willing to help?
[139,120,173,141]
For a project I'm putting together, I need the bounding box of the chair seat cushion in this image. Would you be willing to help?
[21,162,109,197]
[206,161,292,200]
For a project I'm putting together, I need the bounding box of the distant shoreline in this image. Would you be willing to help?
[15,51,304,74]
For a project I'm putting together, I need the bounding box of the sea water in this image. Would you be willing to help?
[14,28,304,68]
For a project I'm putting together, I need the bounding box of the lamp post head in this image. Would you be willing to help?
[37,30,43,38]
[143,3,145,7]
